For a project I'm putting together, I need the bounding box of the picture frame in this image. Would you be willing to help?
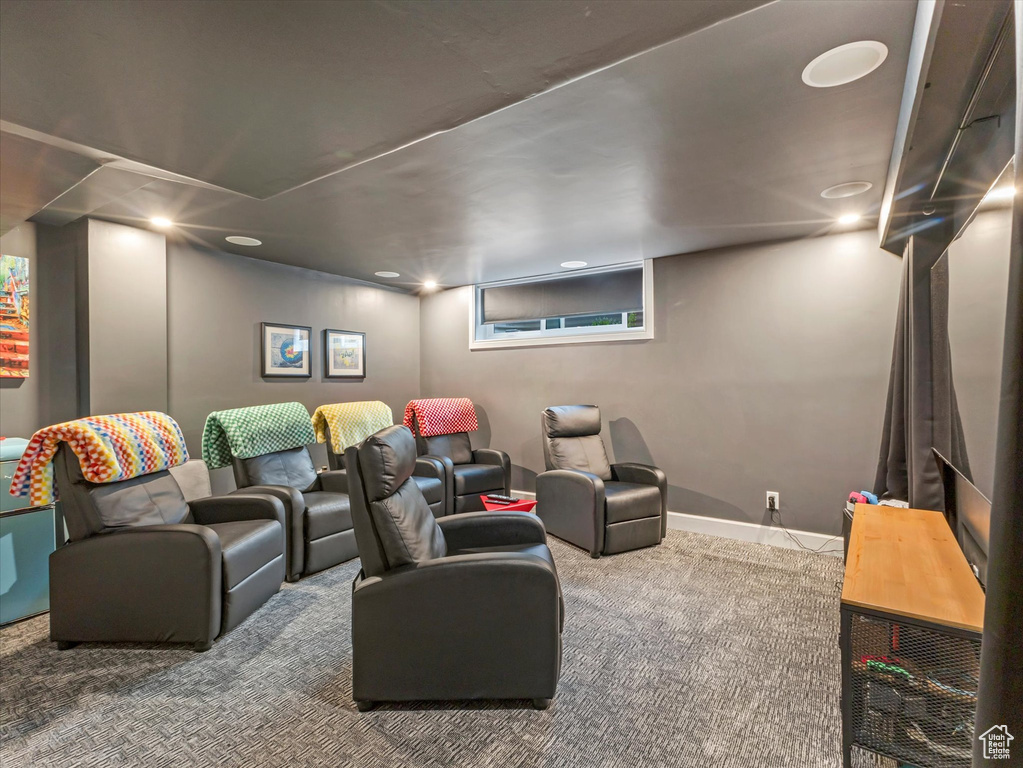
[261,322,312,378]
[324,329,366,379]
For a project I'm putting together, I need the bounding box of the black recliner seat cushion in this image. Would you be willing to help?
[413,475,444,506]
[421,433,473,465]
[207,520,285,590]
[303,492,353,539]
[604,482,662,524]
[543,406,613,480]
[453,464,505,496]
[89,471,193,529]
[360,428,447,567]
[239,447,318,491]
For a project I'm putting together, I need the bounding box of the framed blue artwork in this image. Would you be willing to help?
[261,322,311,378]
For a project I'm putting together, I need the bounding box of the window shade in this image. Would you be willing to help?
[481,267,643,324]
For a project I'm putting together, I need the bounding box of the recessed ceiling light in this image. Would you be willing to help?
[821,181,873,199]
[225,235,262,246]
[374,271,400,278]
[423,280,438,290]
[802,41,888,88]
[561,261,588,269]
[984,186,1016,202]
[150,216,173,228]
[837,213,862,225]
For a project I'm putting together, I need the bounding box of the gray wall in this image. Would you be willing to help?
[420,230,903,535]
[0,222,78,438]
[947,208,1012,499]
[166,242,421,492]
[82,220,168,416]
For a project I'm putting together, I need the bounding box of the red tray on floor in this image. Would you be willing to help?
[481,496,537,513]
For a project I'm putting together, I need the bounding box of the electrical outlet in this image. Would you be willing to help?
[766,491,780,511]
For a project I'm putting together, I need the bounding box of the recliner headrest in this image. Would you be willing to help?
[543,405,602,438]
[357,425,417,502]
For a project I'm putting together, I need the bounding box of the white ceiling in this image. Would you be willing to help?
[0,0,916,288]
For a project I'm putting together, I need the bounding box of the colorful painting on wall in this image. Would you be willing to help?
[324,329,366,379]
[0,255,29,379]
[261,322,311,378]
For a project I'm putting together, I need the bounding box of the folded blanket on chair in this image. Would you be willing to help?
[312,400,393,454]
[202,401,316,470]
[402,397,478,437]
[9,411,189,506]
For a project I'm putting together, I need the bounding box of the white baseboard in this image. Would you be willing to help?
[667,511,843,556]
[511,490,843,558]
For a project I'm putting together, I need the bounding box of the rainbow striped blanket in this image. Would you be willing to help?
[9,412,189,506]
[312,401,393,454]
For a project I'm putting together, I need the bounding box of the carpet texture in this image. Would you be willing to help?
[0,530,889,767]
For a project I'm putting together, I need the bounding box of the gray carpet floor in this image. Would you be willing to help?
[0,530,889,767]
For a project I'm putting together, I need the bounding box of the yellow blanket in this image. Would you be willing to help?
[312,401,393,455]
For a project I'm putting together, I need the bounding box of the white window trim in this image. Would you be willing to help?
[468,259,654,350]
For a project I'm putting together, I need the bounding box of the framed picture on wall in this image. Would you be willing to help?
[261,322,311,378]
[324,329,366,379]
[0,254,30,379]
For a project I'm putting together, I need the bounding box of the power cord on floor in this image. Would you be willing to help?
[766,497,844,555]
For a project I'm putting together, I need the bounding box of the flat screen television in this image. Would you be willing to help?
[933,449,991,589]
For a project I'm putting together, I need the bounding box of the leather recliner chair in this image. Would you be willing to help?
[345,425,563,710]
[323,424,451,517]
[232,446,354,582]
[407,413,511,514]
[536,405,667,557]
[49,445,286,651]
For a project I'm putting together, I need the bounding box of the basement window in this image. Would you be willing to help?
[470,260,653,349]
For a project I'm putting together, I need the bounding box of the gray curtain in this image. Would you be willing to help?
[873,225,971,510]
[973,5,1023,758]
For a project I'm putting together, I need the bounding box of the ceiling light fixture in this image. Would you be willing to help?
[374,271,400,278]
[837,213,862,225]
[225,235,262,246]
[802,41,888,88]
[150,216,173,228]
[560,261,588,269]
[423,280,438,290]
[821,181,873,199]
[984,186,1017,202]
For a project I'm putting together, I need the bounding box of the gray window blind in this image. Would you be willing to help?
[481,266,643,324]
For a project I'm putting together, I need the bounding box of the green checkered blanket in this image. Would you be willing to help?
[201,402,316,469]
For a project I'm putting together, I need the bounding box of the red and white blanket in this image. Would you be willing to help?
[402,398,478,437]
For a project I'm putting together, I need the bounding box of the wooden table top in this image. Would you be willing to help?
[841,503,985,633]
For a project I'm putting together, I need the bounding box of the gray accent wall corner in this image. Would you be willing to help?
[419,230,903,535]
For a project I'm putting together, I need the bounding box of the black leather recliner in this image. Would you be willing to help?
[323,424,451,517]
[536,405,667,557]
[232,446,354,582]
[49,445,286,651]
[407,414,511,514]
[345,425,563,710]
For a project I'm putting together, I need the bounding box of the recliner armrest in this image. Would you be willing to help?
[318,469,349,494]
[354,551,560,626]
[190,494,286,529]
[229,484,305,581]
[535,469,606,556]
[611,463,665,489]
[611,462,667,537]
[473,448,511,494]
[229,484,304,514]
[49,524,222,645]
[418,454,455,516]
[437,510,547,550]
